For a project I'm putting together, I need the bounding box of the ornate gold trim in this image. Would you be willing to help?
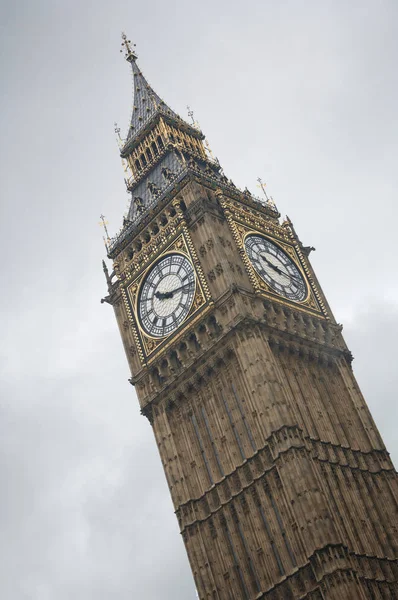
[219,196,324,316]
[283,219,329,318]
[242,229,310,304]
[122,231,211,362]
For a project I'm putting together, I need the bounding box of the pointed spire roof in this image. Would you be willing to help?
[120,33,181,148]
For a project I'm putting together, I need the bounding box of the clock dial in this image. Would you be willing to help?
[137,253,196,338]
[244,234,307,302]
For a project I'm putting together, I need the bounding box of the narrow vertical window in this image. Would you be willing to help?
[157,135,164,149]
[236,518,261,592]
[146,147,153,162]
[191,413,213,486]
[220,390,246,461]
[258,503,285,576]
[268,490,296,567]
[231,383,256,452]
[201,406,224,478]
[151,141,158,156]
[223,520,250,600]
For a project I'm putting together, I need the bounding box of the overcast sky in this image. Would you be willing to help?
[1,1,397,598]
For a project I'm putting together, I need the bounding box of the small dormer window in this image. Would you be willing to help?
[141,153,147,167]
[147,181,161,197]
[146,147,153,162]
[161,167,175,182]
[157,135,164,150]
[151,141,159,156]
[134,197,144,214]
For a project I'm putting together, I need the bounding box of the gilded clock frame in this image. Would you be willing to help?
[220,197,325,316]
[121,230,212,362]
[136,250,197,339]
[243,230,310,304]
[239,223,322,314]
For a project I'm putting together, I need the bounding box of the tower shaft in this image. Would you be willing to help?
[103,46,398,599]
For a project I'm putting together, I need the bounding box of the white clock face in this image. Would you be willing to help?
[138,253,196,338]
[244,234,307,302]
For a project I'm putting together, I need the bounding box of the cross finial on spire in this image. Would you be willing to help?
[120,32,137,62]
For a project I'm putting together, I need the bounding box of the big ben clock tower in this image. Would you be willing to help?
[102,36,398,599]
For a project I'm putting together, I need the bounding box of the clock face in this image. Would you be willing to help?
[244,234,307,302]
[137,253,196,338]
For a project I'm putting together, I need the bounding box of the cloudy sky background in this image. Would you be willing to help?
[1,1,397,598]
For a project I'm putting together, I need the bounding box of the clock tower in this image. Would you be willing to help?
[102,36,398,599]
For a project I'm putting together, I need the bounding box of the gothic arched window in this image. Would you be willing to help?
[151,141,158,156]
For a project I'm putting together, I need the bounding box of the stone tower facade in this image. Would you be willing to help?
[102,37,398,599]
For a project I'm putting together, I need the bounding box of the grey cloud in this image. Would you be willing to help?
[1,0,397,598]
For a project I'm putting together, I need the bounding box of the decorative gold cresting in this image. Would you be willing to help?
[120,32,137,62]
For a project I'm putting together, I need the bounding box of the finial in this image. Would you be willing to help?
[99,214,111,251]
[114,121,123,150]
[102,259,112,286]
[120,32,137,62]
[187,105,195,126]
[256,177,270,201]
[186,105,201,130]
[204,137,215,160]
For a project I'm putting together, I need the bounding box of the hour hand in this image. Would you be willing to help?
[155,282,193,300]
[154,290,173,300]
[260,255,284,274]
[260,254,300,282]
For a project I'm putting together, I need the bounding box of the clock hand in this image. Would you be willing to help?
[154,281,194,300]
[168,281,194,295]
[260,254,302,283]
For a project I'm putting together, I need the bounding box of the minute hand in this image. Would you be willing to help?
[169,281,194,295]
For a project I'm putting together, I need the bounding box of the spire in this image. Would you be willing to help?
[120,33,180,145]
